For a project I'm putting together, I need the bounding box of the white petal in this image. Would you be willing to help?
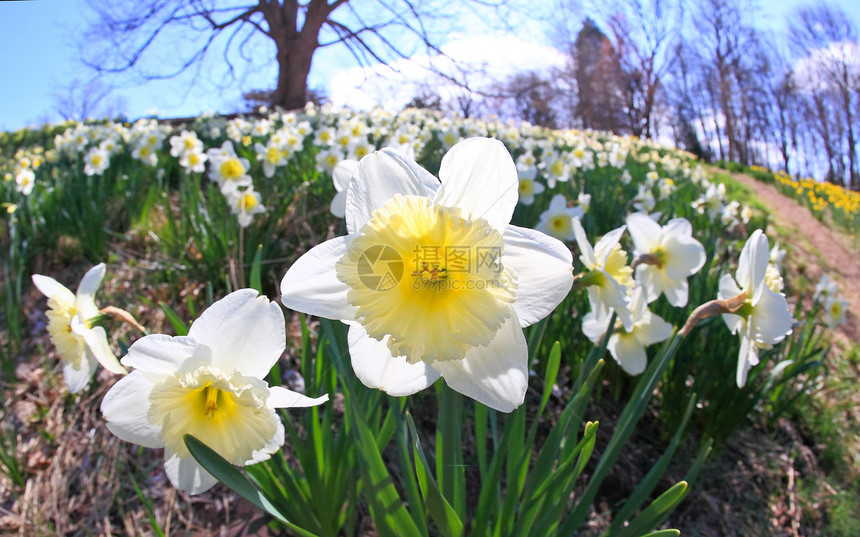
[736,324,758,387]
[32,275,75,305]
[625,212,661,254]
[332,159,358,192]
[750,287,793,345]
[634,313,673,346]
[330,190,347,219]
[663,218,693,238]
[434,138,518,231]
[188,289,285,378]
[75,263,106,318]
[347,324,441,396]
[75,322,126,374]
[573,217,597,268]
[163,450,219,495]
[663,235,706,279]
[582,306,612,343]
[661,273,689,308]
[608,333,648,375]
[63,353,98,393]
[281,236,357,321]
[346,148,439,233]
[122,334,203,374]
[737,229,768,299]
[635,265,662,303]
[101,372,163,448]
[430,311,528,413]
[267,386,329,408]
[594,225,627,267]
[718,273,743,302]
[503,225,573,326]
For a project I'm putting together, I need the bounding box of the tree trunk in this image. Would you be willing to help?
[272,40,315,109]
[264,0,333,111]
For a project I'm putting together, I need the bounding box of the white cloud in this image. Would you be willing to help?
[327,34,567,111]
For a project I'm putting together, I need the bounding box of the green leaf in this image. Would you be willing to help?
[184,435,321,537]
[347,400,423,537]
[249,243,263,292]
[619,482,688,537]
[406,413,465,537]
[158,302,189,336]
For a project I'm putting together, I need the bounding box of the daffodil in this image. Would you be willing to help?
[536,194,583,241]
[281,138,573,412]
[15,168,35,195]
[813,273,838,302]
[517,167,545,206]
[206,141,252,195]
[822,294,848,329]
[626,213,706,307]
[582,285,672,375]
[32,264,126,393]
[330,159,358,218]
[572,218,634,330]
[227,187,266,228]
[100,289,328,494]
[718,230,794,387]
[83,147,110,176]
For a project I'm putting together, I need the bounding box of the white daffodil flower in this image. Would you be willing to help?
[254,140,288,178]
[517,167,544,206]
[281,138,574,412]
[577,192,591,213]
[536,194,584,241]
[626,212,706,307]
[330,159,358,218]
[718,230,794,387]
[227,187,266,228]
[813,273,838,303]
[83,147,110,176]
[101,289,328,494]
[582,286,672,375]
[32,264,126,393]
[823,294,848,329]
[572,218,634,330]
[769,241,786,271]
[15,168,35,195]
[206,141,252,195]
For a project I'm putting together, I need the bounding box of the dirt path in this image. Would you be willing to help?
[724,170,859,344]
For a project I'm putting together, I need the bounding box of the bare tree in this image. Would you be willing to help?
[603,0,683,139]
[78,0,521,111]
[493,71,560,128]
[54,79,129,122]
[789,2,860,188]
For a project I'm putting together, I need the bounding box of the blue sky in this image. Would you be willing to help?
[1,0,858,132]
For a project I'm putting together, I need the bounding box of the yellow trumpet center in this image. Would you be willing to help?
[242,192,258,210]
[337,194,517,364]
[220,157,245,180]
[148,366,277,464]
[46,297,85,369]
